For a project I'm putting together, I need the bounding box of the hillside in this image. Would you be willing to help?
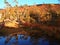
[0,4,60,27]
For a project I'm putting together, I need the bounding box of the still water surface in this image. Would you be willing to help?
[0,30,60,45]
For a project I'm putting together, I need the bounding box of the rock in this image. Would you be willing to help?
[4,21,19,28]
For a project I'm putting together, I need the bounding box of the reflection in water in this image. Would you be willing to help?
[20,35,28,40]
[0,30,60,45]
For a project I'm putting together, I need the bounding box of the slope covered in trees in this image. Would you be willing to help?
[0,4,60,27]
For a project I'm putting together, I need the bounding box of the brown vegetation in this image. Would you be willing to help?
[0,4,60,39]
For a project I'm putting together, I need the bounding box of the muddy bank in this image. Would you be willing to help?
[0,25,60,39]
[0,27,23,36]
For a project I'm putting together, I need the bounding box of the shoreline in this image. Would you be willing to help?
[0,25,60,39]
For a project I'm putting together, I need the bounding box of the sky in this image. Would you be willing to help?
[0,0,59,9]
